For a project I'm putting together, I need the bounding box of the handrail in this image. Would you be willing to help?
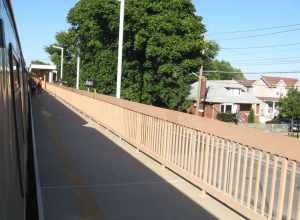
[60,85,300,161]
[47,84,300,220]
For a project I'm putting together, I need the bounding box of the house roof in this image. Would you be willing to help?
[205,86,261,104]
[207,80,245,89]
[261,76,298,87]
[257,97,280,102]
[188,80,245,101]
[238,80,256,87]
[188,80,261,104]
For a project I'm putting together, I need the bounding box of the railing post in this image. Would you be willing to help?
[223,141,230,192]
[218,139,225,190]
[254,151,262,212]
[296,190,300,220]
[286,161,296,220]
[203,134,211,183]
[247,149,256,208]
[213,137,220,187]
[228,142,236,196]
[135,113,142,151]
[268,156,278,220]
[240,147,248,205]
[276,158,288,220]
[261,153,270,215]
[234,145,242,200]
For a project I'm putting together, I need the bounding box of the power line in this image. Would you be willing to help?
[215,28,300,41]
[220,46,300,57]
[229,56,300,62]
[203,70,300,75]
[236,62,300,67]
[233,60,300,65]
[191,80,299,89]
[208,23,300,36]
[221,42,300,50]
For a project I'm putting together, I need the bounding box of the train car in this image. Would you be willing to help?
[0,0,41,219]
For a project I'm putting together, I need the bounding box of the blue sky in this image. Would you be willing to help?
[14,0,300,79]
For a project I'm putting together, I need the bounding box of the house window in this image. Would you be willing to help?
[240,104,252,112]
[221,104,233,113]
[227,88,242,96]
[226,105,232,113]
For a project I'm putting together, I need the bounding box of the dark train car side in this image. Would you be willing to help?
[0,0,41,219]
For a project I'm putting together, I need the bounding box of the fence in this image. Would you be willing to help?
[47,84,300,220]
[239,123,289,134]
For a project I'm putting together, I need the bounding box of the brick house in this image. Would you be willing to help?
[188,79,261,123]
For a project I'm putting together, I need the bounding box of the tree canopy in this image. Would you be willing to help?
[31,60,49,65]
[46,0,241,110]
[279,88,300,120]
[205,60,244,80]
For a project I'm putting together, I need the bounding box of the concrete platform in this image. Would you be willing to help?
[33,92,244,220]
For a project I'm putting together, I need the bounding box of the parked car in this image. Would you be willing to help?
[291,123,300,132]
[266,117,291,125]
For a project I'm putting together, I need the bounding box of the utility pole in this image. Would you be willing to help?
[61,48,64,81]
[116,0,125,99]
[196,65,203,115]
[76,50,80,90]
[197,42,206,115]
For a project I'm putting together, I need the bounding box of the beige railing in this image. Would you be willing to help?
[47,84,300,220]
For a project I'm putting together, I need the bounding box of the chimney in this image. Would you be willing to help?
[199,77,207,100]
[196,77,207,116]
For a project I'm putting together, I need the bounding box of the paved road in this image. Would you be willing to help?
[32,93,221,220]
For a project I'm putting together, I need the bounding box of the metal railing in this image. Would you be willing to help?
[47,84,300,220]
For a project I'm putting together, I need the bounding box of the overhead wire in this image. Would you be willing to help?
[233,60,300,66]
[202,70,300,75]
[207,24,300,74]
[215,28,300,41]
[219,46,300,57]
[208,23,300,36]
[228,56,300,62]
[221,42,300,50]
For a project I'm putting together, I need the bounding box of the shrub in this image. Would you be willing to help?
[217,113,237,123]
[248,109,255,124]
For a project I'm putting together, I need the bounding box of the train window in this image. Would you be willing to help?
[8,43,24,197]
[12,56,20,88]
[0,19,4,48]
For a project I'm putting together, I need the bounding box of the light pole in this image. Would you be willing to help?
[76,49,80,90]
[52,45,64,83]
[116,0,125,99]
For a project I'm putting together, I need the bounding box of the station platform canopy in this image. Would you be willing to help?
[29,64,57,83]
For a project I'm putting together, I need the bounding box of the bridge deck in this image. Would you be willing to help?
[32,92,243,220]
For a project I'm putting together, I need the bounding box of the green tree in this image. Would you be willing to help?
[46,30,78,87]
[248,109,255,124]
[279,88,300,125]
[205,60,244,80]
[46,0,218,111]
[31,60,49,65]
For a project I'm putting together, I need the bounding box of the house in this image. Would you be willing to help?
[295,81,300,91]
[239,76,299,123]
[188,79,261,123]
